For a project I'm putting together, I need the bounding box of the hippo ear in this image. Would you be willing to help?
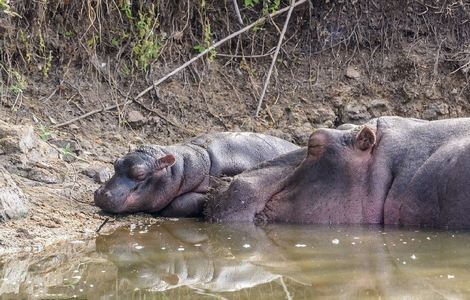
[355,126,376,151]
[155,154,176,171]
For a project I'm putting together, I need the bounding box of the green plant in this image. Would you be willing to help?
[132,10,162,70]
[18,30,32,63]
[243,0,280,32]
[244,0,261,8]
[43,50,52,78]
[37,32,53,77]
[120,1,133,20]
[268,0,281,13]
[0,0,20,17]
[9,71,27,95]
[87,34,98,49]
[120,63,131,76]
[244,0,280,12]
[64,31,75,38]
[38,125,53,142]
[194,20,216,60]
[60,143,74,161]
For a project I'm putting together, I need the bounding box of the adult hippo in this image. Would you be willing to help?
[206,117,470,228]
[94,132,298,217]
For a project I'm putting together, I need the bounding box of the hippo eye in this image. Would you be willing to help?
[134,173,147,181]
[129,166,148,181]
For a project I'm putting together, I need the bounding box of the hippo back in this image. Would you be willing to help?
[190,132,300,177]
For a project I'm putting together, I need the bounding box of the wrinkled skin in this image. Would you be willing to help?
[206,117,470,228]
[94,132,298,216]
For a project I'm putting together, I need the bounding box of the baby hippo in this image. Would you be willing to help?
[94,132,299,217]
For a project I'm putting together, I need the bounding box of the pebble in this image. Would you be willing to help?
[345,66,361,79]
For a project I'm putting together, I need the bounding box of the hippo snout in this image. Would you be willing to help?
[94,187,121,213]
[94,186,106,207]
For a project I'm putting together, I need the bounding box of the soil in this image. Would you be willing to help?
[0,0,469,258]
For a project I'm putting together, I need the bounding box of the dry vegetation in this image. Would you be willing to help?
[1,0,469,123]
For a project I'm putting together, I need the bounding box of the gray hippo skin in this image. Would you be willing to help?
[94,132,299,217]
[206,117,470,228]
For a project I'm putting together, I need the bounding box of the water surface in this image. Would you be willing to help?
[1,219,469,299]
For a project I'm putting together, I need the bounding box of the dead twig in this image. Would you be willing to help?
[52,100,131,128]
[255,0,297,117]
[232,0,244,25]
[96,217,109,233]
[40,87,59,103]
[133,98,198,134]
[134,0,307,102]
[52,97,196,135]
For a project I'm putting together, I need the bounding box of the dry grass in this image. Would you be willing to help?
[0,0,469,107]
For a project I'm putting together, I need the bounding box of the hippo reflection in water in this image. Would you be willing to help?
[91,221,468,298]
[94,132,298,217]
[3,220,470,298]
[206,117,470,228]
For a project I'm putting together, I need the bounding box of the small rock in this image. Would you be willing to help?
[422,103,449,120]
[402,83,419,103]
[321,120,335,128]
[307,106,336,126]
[94,168,112,184]
[50,216,63,225]
[68,124,80,130]
[345,67,361,79]
[49,139,82,155]
[82,167,97,179]
[16,228,33,238]
[424,88,441,100]
[341,101,371,124]
[0,121,36,154]
[293,125,314,146]
[30,215,41,222]
[27,168,62,184]
[127,110,147,125]
[80,139,93,151]
[0,166,29,221]
[368,99,390,118]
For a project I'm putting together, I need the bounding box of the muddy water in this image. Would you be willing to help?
[1,219,470,299]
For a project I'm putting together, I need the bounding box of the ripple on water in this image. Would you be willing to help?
[1,220,470,299]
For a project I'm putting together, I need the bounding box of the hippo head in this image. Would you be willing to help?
[258,125,378,223]
[94,146,176,214]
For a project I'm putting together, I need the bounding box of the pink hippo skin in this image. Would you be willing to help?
[94,132,299,217]
[206,117,470,228]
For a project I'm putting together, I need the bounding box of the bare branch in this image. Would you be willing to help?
[134,0,307,102]
[232,0,244,25]
[255,0,297,117]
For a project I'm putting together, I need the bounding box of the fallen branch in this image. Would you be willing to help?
[134,0,307,101]
[52,100,131,128]
[255,0,297,117]
[53,98,195,135]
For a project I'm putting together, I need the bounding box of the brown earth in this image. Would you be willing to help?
[0,0,469,257]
